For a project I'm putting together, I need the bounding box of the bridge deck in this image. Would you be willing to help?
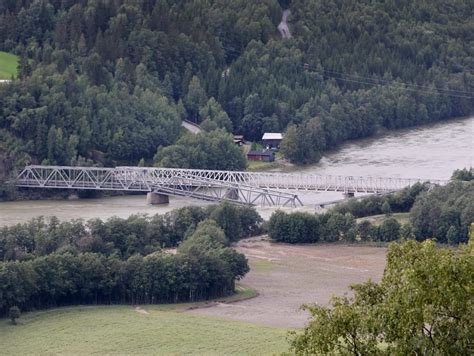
[16,165,448,206]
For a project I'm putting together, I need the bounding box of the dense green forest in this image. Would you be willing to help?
[0,0,472,190]
[0,203,263,316]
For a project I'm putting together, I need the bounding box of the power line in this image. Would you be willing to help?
[321,68,474,95]
[316,71,474,99]
[303,65,474,99]
[320,73,474,99]
[311,68,474,99]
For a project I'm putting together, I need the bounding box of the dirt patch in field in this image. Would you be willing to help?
[188,236,387,328]
[134,306,149,315]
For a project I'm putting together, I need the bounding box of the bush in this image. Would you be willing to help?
[9,306,20,324]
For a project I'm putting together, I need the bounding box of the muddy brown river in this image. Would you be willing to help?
[0,116,472,227]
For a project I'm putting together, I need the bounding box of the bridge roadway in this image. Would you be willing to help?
[16,165,449,207]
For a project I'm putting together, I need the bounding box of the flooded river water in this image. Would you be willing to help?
[0,116,472,226]
[295,116,473,180]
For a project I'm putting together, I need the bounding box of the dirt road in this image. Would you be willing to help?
[181,120,201,134]
[278,9,292,39]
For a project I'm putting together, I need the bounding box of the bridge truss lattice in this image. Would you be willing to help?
[16,166,448,207]
[16,166,302,207]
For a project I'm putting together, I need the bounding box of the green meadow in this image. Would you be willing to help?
[0,305,288,355]
[0,51,18,79]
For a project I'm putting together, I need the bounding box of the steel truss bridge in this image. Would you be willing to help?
[16,165,448,207]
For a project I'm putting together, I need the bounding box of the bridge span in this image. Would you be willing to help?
[16,165,448,207]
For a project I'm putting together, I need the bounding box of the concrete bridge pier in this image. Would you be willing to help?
[343,191,355,198]
[147,191,169,205]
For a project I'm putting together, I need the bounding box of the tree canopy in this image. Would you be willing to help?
[0,203,263,316]
[269,179,473,245]
[154,129,247,171]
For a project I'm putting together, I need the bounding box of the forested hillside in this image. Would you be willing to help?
[0,0,472,184]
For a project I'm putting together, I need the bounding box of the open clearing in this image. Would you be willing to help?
[189,237,387,328]
[0,305,287,355]
[357,212,410,226]
[0,51,18,79]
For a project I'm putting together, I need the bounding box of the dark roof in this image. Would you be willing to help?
[247,150,274,157]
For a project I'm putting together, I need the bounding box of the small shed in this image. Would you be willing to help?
[262,132,283,148]
[247,150,275,162]
[233,135,245,146]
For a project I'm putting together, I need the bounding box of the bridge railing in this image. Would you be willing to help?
[116,166,449,193]
[16,165,450,206]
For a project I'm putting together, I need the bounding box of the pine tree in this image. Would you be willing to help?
[17,53,31,79]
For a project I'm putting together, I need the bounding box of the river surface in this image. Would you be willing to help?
[294,116,473,180]
[0,117,472,226]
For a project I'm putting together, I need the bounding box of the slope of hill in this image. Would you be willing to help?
[0,0,472,183]
[0,305,288,355]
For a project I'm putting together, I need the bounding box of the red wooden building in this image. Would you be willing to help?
[247,150,275,162]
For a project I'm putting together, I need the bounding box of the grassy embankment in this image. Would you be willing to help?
[0,286,289,355]
[247,159,283,171]
[357,212,410,226]
[0,51,18,79]
[244,143,288,171]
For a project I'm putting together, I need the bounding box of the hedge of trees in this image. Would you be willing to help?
[332,182,430,218]
[269,210,403,244]
[333,169,473,219]
[269,180,473,244]
[0,203,263,316]
[1,0,472,193]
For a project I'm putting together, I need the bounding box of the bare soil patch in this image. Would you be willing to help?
[188,236,387,328]
[134,306,149,315]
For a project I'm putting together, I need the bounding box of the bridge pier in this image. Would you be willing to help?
[344,192,355,198]
[147,192,169,205]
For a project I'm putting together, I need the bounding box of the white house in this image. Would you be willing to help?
[262,132,283,148]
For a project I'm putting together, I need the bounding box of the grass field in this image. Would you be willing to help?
[247,160,282,171]
[0,304,288,355]
[357,212,410,226]
[0,51,18,79]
